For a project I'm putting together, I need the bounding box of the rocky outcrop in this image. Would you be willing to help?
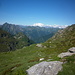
[58,47,75,58]
[39,58,44,61]
[58,52,75,58]
[36,44,46,48]
[36,44,43,47]
[68,47,75,53]
[26,61,63,75]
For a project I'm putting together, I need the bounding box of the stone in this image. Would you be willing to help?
[39,58,44,61]
[44,46,47,48]
[36,44,43,48]
[58,47,75,58]
[26,61,63,75]
[68,47,75,53]
[58,52,74,58]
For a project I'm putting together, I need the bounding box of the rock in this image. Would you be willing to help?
[36,44,46,48]
[26,61,63,75]
[39,58,44,61]
[36,44,43,47]
[44,46,46,48]
[60,59,67,64]
[68,47,75,53]
[58,47,75,58]
[58,52,75,58]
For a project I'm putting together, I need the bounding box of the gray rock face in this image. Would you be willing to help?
[58,47,75,58]
[58,52,74,58]
[36,44,47,48]
[26,61,63,75]
[36,44,43,47]
[68,47,75,53]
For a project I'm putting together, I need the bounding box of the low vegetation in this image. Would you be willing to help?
[0,24,75,75]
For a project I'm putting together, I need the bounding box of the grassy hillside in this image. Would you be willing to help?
[0,44,61,75]
[0,29,18,52]
[0,29,34,52]
[0,24,75,75]
[43,24,75,52]
[14,32,34,49]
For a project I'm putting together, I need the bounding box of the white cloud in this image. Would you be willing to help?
[31,23,68,28]
[48,24,68,28]
[32,23,44,27]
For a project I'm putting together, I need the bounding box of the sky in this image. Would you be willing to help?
[0,0,75,26]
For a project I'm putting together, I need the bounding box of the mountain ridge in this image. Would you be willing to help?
[0,22,60,43]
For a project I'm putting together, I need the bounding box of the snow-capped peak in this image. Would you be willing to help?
[32,23,68,28]
[32,23,44,27]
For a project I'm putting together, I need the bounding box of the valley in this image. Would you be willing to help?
[0,22,60,43]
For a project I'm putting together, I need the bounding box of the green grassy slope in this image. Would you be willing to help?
[43,24,75,52]
[0,29,18,52]
[0,29,34,52]
[0,44,61,75]
[14,32,35,49]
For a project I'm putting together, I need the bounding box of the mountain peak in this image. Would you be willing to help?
[3,22,9,25]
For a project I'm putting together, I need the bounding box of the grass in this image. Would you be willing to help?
[0,44,61,75]
[0,43,75,75]
[58,55,75,75]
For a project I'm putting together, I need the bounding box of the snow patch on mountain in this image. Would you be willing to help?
[32,23,44,27]
[32,23,68,28]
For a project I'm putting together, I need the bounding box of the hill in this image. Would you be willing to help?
[0,29,34,52]
[0,29,18,52]
[0,24,75,75]
[14,32,34,49]
[43,24,75,52]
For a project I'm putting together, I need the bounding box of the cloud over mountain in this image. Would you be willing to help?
[32,23,68,28]
[32,23,44,27]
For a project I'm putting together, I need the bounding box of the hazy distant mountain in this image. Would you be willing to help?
[1,22,60,43]
[1,22,24,35]
[23,26,60,43]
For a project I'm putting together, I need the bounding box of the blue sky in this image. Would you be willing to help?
[0,0,75,26]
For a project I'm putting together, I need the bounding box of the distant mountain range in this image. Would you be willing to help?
[0,22,61,43]
[31,23,68,28]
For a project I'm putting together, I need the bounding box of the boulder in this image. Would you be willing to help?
[58,47,75,58]
[58,52,74,58]
[39,58,44,61]
[26,61,63,75]
[36,44,43,48]
[68,47,75,53]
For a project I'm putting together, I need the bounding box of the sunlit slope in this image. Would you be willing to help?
[43,24,75,52]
